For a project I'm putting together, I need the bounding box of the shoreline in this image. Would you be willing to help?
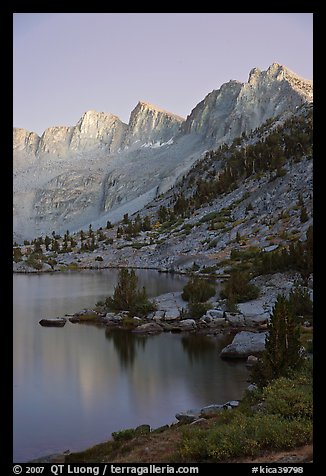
[13,264,229,280]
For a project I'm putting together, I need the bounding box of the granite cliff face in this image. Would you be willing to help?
[182,63,313,147]
[13,63,313,241]
[69,111,127,155]
[123,101,184,148]
[13,128,40,163]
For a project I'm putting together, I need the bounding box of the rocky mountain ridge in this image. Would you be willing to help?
[13,102,184,164]
[182,63,312,147]
[13,63,312,241]
[13,103,313,275]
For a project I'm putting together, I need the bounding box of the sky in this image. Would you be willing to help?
[13,13,313,136]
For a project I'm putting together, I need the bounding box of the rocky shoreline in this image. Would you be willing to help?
[29,397,244,463]
[59,290,271,357]
[29,269,312,464]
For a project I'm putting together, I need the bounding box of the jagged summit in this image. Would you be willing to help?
[136,101,185,121]
[182,63,312,145]
[13,63,313,240]
[123,101,184,148]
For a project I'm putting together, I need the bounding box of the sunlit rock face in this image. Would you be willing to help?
[69,110,127,155]
[122,101,184,148]
[37,126,75,159]
[182,63,313,147]
[13,128,40,167]
[13,63,312,241]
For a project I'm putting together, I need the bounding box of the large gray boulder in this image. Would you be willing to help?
[206,309,224,319]
[178,319,197,330]
[153,292,186,321]
[164,309,180,321]
[220,331,267,359]
[132,322,163,334]
[237,299,270,326]
[225,313,246,326]
[175,409,201,423]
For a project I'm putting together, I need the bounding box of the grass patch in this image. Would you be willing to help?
[66,440,118,463]
[112,428,137,442]
[230,247,260,261]
[176,413,312,462]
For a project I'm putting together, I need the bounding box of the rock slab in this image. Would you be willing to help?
[220,331,267,359]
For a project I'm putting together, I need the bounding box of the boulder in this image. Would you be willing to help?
[237,300,270,326]
[205,317,227,327]
[39,318,66,327]
[237,299,267,316]
[246,355,258,367]
[132,322,163,334]
[224,313,246,326]
[220,331,267,359]
[164,308,180,321]
[105,313,122,323]
[244,314,270,326]
[154,292,185,310]
[154,292,185,320]
[247,384,258,393]
[224,400,240,408]
[178,319,197,330]
[206,309,224,319]
[152,311,165,321]
[200,404,224,417]
[175,409,201,424]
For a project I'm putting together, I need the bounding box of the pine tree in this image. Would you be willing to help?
[158,205,168,223]
[252,295,303,387]
[142,216,151,231]
[300,206,309,223]
[44,235,51,251]
[105,269,155,316]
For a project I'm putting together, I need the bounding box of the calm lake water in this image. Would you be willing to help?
[13,269,249,462]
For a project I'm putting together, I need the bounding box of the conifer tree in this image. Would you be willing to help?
[252,295,303,387]
[300,206,309,223]
[105,269,155,316]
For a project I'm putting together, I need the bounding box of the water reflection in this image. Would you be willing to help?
[14,270,249,463]
[105,329,148,369]
[181,334,216,363]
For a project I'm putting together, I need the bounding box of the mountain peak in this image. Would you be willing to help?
[183,63,312,146]
[77,109,123,126]
[134,101,185,122]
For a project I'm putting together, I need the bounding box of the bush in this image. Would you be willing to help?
[188,302,212,319]
[220,271,259,302]
[111,428,136,442]
[13,247,23,262]
[177,412,312,462]
[182,277,216,303]
[26,254,43,270]
[288,286,313,322]
[262,377,312,420]
[105,269,156,317]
